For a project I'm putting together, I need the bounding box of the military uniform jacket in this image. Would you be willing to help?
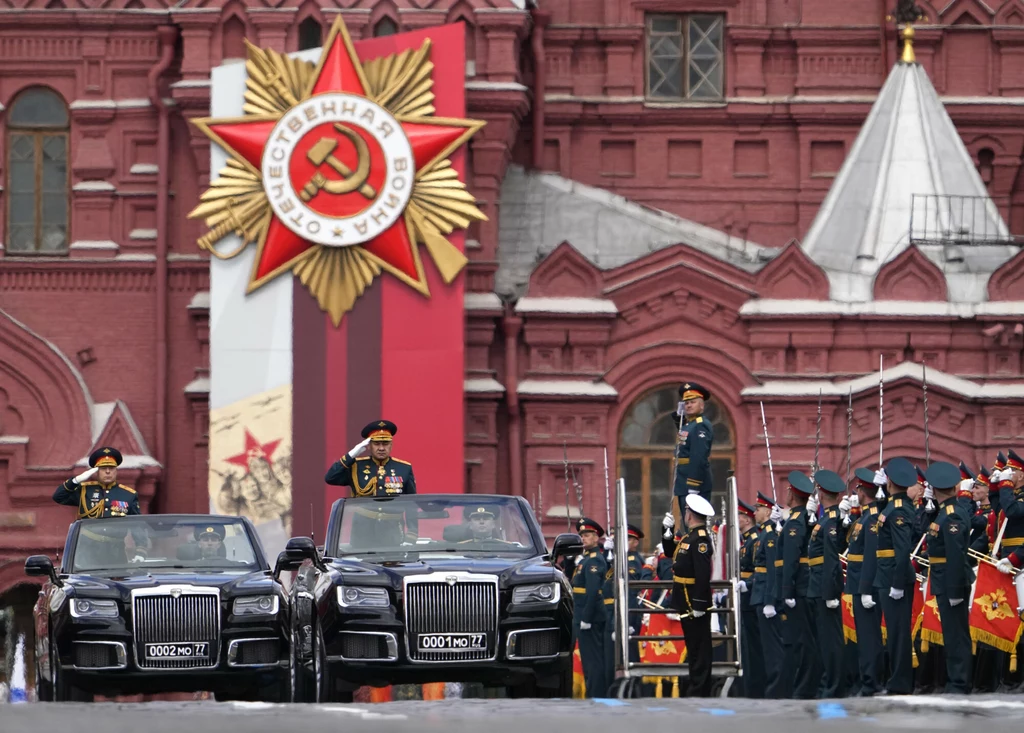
[572,550,608,626]
[750,520,778,606]
[855,502,884,595]
[777,507,810,600]
[873,492,917,591]
[998,484,1024,559]
[970,503,993,555]
[670,525,712,614]
[53,479,140,519]
[325,454,417,496]
[673,415,714,499]
[845,504,875,594]
[927,498,974,599]
[739,527,759,610]
[807,506,845,601]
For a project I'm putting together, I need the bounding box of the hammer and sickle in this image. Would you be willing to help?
[299,123,377,202]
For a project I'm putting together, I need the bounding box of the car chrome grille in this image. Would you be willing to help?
[131,588,220,670]
[404,575,498,663]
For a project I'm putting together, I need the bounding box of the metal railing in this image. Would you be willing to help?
[611,475,742,697]
[909,193,1021,247]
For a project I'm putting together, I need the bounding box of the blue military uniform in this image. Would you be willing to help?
[573,517,608,698]
[751,491,785,698]
[776,471,821,699]
[672,382,715,505]
[872,457,919,696]
[925,462,975,694]
[325,420,418,545]
[847,468,885,696]
[807,470,848,699]
[53,447,141,520]
[737,499,765,698]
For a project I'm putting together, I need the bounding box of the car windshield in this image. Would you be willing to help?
[70,516,260,573]
[334,496,538,558]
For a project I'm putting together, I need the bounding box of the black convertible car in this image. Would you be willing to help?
[279,494,582,700]
[25,514,291,702]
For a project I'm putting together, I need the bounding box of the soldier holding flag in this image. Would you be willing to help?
[672,382,715,505]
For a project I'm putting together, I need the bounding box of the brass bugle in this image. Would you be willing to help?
[968,547,999,567]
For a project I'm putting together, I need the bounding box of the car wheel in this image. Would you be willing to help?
[35,659,53,702]
[52,649,92,703]
[313,619,331,703]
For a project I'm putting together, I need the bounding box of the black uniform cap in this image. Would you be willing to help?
[362,420,397,442]
[576,517,605,536]
[194,524,225,541]
[885,457,918,489]
[854,467,876,487]
[679,382,710,401]
[925,462,961,492]
[813,469,846,495]
[787,470,814,497]
[89,446,123,468]
[627,524,644,540]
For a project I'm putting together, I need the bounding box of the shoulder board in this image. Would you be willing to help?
[946,505,955,515]
[390,458,411,465]
[80,481,100,487]
[697,529,707,537]
[828,509,837,519]
[355,457,371,461]
[894,499,903,508]
[118,484,137,494]
[694,416,703,423]
[588,551,597,557]
[870,507,878,515]
[765,526,774,533]
[628,554,636,560]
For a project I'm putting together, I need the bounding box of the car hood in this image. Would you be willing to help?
[63,570,277,601]
[327,554,560,589]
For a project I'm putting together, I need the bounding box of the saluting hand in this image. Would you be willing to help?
[73,467,98,484]
[349,438,371,458]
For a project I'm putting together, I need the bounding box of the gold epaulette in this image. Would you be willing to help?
[697,529,707,537]
[355,456,370,461]
[946,505,955,515]
[80,481,101,487]
[118,484,137,494]
[390,458,411,465]
[694,416,703,423]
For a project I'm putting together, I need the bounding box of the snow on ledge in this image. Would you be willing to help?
[515,297,618,315]
[518,379,618,397]
[743,361,1024,399]
[740,299,1024,318]
[464,292,503,311]
[465,378,505,393]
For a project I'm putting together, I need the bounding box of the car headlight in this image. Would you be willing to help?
[232,595,279,616]
[70,598,119,619]
[337,586,390,608]
[512,582,560,605]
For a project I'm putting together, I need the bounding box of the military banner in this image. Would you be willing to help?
[917,578,943,651]
[841,593,856,643]
[969,561,1024,671]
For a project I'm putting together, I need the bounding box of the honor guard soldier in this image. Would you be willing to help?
[873,457,919,695]
[573,517,608,698]
[326,420,418,544]
[847,468,885,696]
[53,447,141,519]
[751,491,785,698]
[993,449,1024,561]
[777,470,820,699]
[737,499,765,698]
[924,461,975,694]
[668,493,715,697]
[808,469,849,699]
[672,382,715,505]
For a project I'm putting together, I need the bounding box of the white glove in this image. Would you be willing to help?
[762,604,776,618]
[738,580,749,593]
[873,468,888,487]
[611,631,615,641]
[925,483,935,500]
[770,505,783,523]
[691,609,705,618]
[994,467,1013,483]
[838,496,852,514]
[579,621,592,630]
[950,598,963,607]
[687,489,699,495]
[662,512,675,529]
[130,554,146,563]
[645,555,656,566]
[784,598,796,608]
[349,437,371,458]
[806,494,819,516]
[73,467,98,484]
[666,613,681,622]
[861,594,876,609]
[889,587,904,600]
[997,558,1015,575]
[849,495,860,509]
[603,536,614,552]
[825,599,840,609]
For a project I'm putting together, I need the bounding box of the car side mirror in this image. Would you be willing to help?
[552,533,583,560]
[24,555,63,588]
[279,536,326,575]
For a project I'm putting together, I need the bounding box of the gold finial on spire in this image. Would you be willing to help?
[901,23,916,64]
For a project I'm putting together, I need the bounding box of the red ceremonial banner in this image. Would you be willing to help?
[639,612,687,664]
[842,593,857,643]
[917,578,942,650]
[969,561,1024,670]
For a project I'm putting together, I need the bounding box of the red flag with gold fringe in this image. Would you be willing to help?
[572,641,585,698]
[969,561,1024,672]
[842,594,857,643]
[917,577,942,651]
[639,611,687,664]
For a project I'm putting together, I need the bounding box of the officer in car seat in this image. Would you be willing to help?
[459,506,508,542]
[194,525,227,559]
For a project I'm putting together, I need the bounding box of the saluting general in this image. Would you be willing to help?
[672,382,715,505]
[53,447,141,519]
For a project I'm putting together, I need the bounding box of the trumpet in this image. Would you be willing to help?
[968,547,999,567]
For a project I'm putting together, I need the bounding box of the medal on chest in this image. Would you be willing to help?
[383,468,405,494]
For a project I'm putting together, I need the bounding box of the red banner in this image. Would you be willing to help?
[639,612,687,664]
[842,593,857,643]
[917,578,942,650]
[969,561,1024,670]
[573,641,585,698]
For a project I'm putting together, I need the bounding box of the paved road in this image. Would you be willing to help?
[4,696,1024,733]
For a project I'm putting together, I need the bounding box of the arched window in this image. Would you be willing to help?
[298,17,322,51]
[618,384,735,551]
[373,17,398,37]
[6,87,69,254]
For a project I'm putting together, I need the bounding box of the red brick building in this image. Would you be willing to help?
[3,0,1024,654]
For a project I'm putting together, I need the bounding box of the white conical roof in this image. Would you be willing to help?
[801,48,1016,302]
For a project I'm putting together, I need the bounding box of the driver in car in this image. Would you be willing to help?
[194,525,226,559]
[458,506,515,544]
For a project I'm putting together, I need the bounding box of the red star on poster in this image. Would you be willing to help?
[189,17,485,323]
[225,429,282,471]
